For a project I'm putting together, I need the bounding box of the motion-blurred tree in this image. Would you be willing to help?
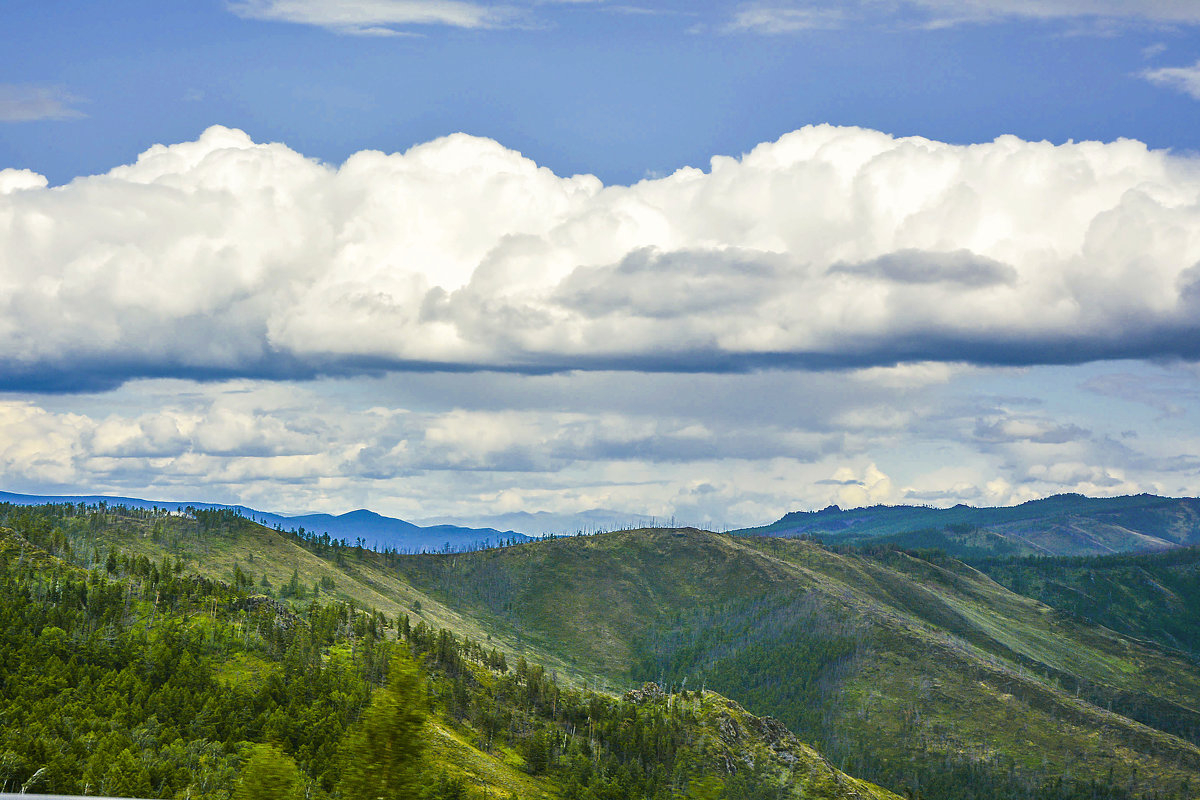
[233,743,306,800]
[337,649,427,799]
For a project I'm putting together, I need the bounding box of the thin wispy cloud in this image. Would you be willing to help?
[227,0,512,34]
[911,0,1200,26]
[0,84,85,122]
[723,7,844,34]
[723,0,1200,34]
[1140,60,1200,99]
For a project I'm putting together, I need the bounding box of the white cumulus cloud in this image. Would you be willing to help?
[4,124,1200,391]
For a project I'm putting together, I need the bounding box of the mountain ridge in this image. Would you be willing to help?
[734,492,1200,557]
[0,490,530,553]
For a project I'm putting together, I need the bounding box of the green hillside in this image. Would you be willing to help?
[0,504,900,800]
[734,494,1200,557]
[4,502,1200,799]
[392,529,1200,799]
[976,545,1200,660]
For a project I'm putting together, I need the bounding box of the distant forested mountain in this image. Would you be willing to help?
[734,493,1200,557]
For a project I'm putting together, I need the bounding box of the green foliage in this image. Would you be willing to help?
[0,519,375,797]
[633,593,858,736]
[233,744,307,800]
[978,545,1200,659]
[6,500,1200,800]
[337,651,427,799]
[722,762,786,800]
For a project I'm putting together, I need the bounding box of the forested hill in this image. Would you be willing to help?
[393,528,1200,800]
[733,493,1200,557]
[0,505,898,800]
[3,501,1199,799]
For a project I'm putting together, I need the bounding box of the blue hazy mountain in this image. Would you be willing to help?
[413,508,659,537]
[0,490,530,553]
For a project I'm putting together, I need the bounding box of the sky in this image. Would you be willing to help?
[4,0,1200,532]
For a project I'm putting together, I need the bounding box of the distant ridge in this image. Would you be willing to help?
[0,490,531,553]
[414,508,658,536]
[733,493,1200,557]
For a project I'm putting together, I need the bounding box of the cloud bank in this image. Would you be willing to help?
[4,124,1200,391]
[7,362,1191,527]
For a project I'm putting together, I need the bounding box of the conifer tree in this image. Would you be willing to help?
[337,649,427,799]
[233,744,306,800]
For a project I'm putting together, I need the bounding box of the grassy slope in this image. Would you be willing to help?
[763,542,1200,791]
[393,529,1200,797]
[73,509,593,684]
[393,529,790,679]
[425,720,559,800]
[977,546,1200,660]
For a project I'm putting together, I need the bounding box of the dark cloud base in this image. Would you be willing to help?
[8,326,1200,395]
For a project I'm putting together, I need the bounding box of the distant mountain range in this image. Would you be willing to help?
[733,492,1200,558]
[0,490,531,553]
[9,489,1200,558]
[412,508,658,536]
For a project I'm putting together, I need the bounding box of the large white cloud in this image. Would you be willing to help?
[4,124,1200,390]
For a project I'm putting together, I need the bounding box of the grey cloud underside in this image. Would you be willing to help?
[828,249,1017,287]
[5,124,1200,393]
[9,325,1200,394]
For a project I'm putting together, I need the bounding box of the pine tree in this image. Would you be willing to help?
[337,649,427,799]
[102,748,153,798]
[233,743,306,800]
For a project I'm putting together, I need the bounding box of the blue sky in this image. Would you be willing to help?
[6,1,1200,186]
[3,1,1200,530]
